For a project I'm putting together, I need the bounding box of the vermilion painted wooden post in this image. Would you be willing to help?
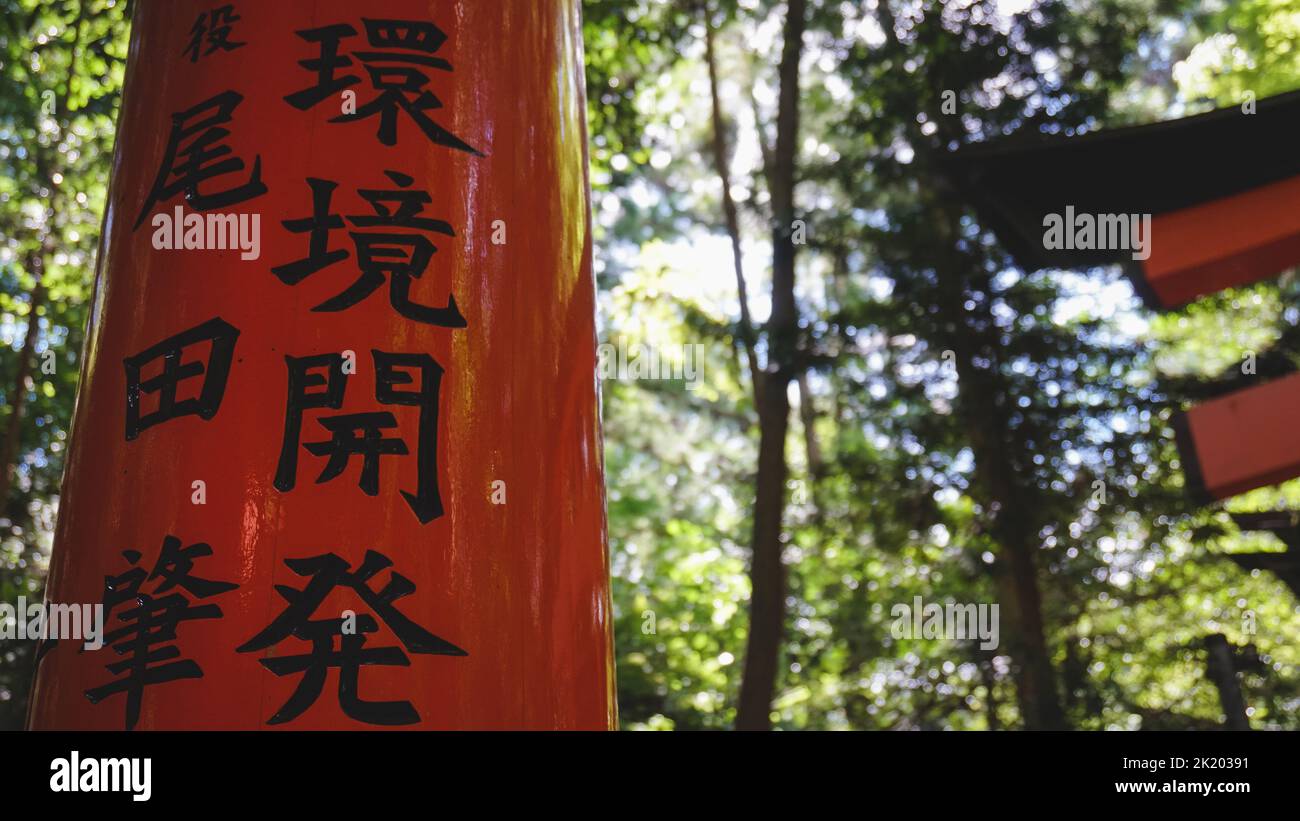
[1141,176,1300,309]
[28,0,615,730]
[1175,372,1300,504]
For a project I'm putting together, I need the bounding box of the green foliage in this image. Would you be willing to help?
[0,0,129,729]
[1176,0,1300,103]
[594,0,1300,730]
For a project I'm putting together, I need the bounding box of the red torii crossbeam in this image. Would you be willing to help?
[1175,373,1300,502]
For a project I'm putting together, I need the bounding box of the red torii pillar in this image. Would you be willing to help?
[28,0,615,730]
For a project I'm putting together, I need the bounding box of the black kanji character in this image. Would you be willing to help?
[272,171,465,327]
[285,19,481,154]
[82,537,238,730]
[86,593,221,730]
[274,351,446,523]
[183,4,246,63]
[238,550,465,726]
[258,614,418,725]
[123,317,239,440]
[134,91,267,229]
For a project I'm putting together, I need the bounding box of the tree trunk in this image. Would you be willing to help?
[950,311,1066,731]
[872,0,1065,732]
[703,11,763,405]
[736,0,807,731]
[0,268,46,510]
[1205,633,1251,730]
[980,655,1002,731]
[796,372,822,474]
[914,169,1067,729]
[992,530,1066,730]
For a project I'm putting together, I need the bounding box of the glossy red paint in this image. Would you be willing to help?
[28,0,615,730]
[1144,175,1300,309]
[1177,372,1300,503]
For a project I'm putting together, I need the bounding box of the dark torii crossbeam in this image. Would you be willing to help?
[1226,511,1300,597]
[942,89,1300,310]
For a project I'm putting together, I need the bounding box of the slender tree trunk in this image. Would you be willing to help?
[703,11,763,405]
[980,655,1002,731]
[992,530,1066,730]
[871,0,1065,732]
[922,195,1066,730]
[796,373,821,474]
[948,299,1066,730]
[796,372,823,519]
[946,286,1066,730]
[1205,634,1251,730]
[0,261,47,509]
[736,0,807,731]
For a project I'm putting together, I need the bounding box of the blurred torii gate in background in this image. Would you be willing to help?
[943,90,1300,508]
